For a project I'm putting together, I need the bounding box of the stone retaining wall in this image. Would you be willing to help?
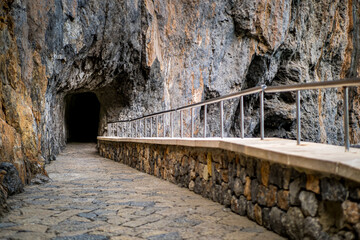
[98,140,360,240]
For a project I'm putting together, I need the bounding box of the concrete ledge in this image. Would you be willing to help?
[97,136,360,183]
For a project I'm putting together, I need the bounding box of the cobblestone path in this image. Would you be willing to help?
[0,143,283,240]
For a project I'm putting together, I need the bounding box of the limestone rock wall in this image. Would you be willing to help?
[0,0,360,210]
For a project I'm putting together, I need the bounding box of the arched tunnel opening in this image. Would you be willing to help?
[65,92,100,143]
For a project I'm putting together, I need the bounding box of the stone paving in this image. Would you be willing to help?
[0,143,283,240]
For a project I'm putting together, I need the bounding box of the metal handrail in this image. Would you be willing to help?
[106,78,360,151]
[265,78,360,93]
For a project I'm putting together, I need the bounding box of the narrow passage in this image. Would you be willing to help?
[0,143,283,239]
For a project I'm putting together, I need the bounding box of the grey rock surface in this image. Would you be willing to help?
[321,178,347,202]
[269,207,285,236]
[0,163,23,196]
[281,207,305,240]
[299,191,318,217]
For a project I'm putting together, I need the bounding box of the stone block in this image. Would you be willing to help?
[221,169,229,183]
[283,168,291,190]
[207,153,212,177]
[257,185,277,207]
[235,162,241,178]
[239,168,246,183]
[354,223,360,239]
[321,178,347,202]
[257,185,267,206]
[213,167,222,185]
[269,207,285,236]
[306,174,320,194]
[216,184,223,204]
[289,177,305,206]
[202,180,212,199]
[232,196,247,216]
[223,190,231,207]
[238,195,247,216]
[196,163,205,177]
[227,151,236,163]
[262,208,271,230]
[349,187,360,201]
[244,177,251,201]
[190,171,196,180]
[230,196,238,213]
[254,204,262,225]
[281,207,304,240]
[233,178,243,197]
[269,163,283,188]
[341,200,360,224]
[303,217,322,240]
[260,161,270,187]
[202,165,209,181]
[245,157,256,178]
[267,185,277,207]
[251,179,259,203]
[277,190,290,211]
[247,201,255,221]
[197,152,206,164]
[211,151,222,163]
[299,191,318,217]
[188,180,195,191]
[239,154,246,167]
[194,177,202,194]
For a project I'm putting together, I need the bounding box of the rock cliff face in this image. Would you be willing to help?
[0,0,359,209]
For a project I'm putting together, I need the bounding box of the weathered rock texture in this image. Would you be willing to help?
[99,140,360,240]
[0,0,359,211]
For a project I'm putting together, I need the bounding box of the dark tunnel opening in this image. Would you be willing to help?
[65,92,100,143]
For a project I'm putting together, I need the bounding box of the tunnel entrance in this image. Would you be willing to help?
[65,92,100,142]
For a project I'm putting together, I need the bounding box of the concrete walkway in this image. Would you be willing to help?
[0,143,283,240]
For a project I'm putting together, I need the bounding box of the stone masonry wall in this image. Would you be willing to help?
[98,140,360,240]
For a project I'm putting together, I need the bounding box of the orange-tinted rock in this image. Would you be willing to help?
[306,175,320,194]
[244,177,252,201]
[221,170,229,183]
[261,161,270,187]
[254,204,263,226]
[277,190,290,211]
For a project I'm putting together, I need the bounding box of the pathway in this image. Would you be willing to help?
[0,143,283,239]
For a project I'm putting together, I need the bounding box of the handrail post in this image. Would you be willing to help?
[191,108,194,138]
[260,86,266,140]
[150,117,153,137]
[240,96,244,138]
[296,90,301,145]
[220,101,224,138]
[144,118,146,138]
[344,87,350,151]
[156,116,159,137]
[204,105,207,138]
[171,112,174,138]
[163,114,166,137]
[135,120,138,138]
[180,111,183,138]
